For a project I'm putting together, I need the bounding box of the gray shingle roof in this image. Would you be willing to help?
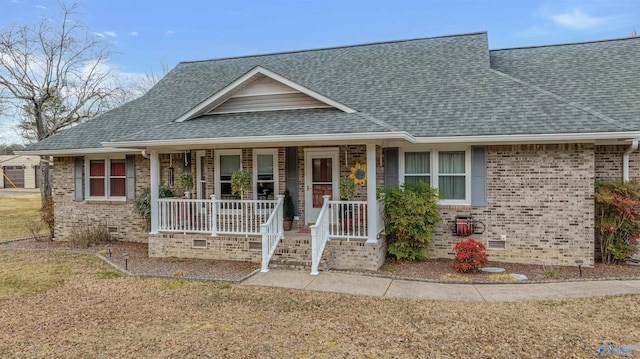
[25,32,640,152]
[490,36,640,130]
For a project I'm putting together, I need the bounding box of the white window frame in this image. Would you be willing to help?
[399,147,471,206]
[252,149,279,200]
[84,156,127,201]
[215,149,242,198]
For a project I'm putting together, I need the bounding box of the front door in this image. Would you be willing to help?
[304,149,339,224]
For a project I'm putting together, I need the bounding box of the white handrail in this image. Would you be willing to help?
[260,195,284,272]
[310,195,331,275]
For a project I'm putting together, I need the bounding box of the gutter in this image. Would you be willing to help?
[623,139,639,182]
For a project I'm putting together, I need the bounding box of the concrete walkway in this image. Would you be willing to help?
[242,270,640,302]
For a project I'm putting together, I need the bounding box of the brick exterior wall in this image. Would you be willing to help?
[56,142,627,269]
[53,155,150,243]
[594,145,640,181]
[428,144,595,266]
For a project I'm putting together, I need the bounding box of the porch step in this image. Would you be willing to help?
[268,258,328,271]
[267,235,328,271]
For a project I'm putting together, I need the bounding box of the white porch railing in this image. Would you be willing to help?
[260,195,285,272]
[213,197,278,236]
[158,199,213,233]
[157,197,278,236]
[329,200,369,239]
[311,195,331,275]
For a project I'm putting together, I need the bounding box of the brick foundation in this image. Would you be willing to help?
[325,236,387,271]
[149,233,263,262]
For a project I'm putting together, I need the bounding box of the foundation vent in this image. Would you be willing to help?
[192,239,207,248]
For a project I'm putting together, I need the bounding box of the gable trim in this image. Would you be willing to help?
[175,66,357,123]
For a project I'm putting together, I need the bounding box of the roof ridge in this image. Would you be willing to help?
[489,68,633,131]
[491,35,640,52]
[355,112,399,132]
[179,32,488,65]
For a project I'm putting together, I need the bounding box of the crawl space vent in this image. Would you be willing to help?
[487,240,506,250]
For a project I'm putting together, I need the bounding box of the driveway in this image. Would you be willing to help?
[0,188,40,196]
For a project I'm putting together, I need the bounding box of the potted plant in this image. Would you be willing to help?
[231,170,251,199]
[178,172,194,198]
[283,189,295,231]
[339,177,355,200]
[339,178,355,228]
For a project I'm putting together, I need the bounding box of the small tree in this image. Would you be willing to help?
[595,179,640,263]
[383,181,441,261]
[0,2,128,207]
[283,189,295,221]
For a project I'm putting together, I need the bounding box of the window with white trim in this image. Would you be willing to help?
[87,158,126,199]
[253,149,278,200]
[401,149,470,204]
[215,150,241,199]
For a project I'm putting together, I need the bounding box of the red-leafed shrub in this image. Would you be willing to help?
[453,238,489,273]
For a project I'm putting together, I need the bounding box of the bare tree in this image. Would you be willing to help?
[0,2,126,206]
[130,63,171,96]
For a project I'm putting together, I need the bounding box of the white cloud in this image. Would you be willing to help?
[518,25,552,37]
[129,31,138,37]
[551,9,609,30]
[94,32,105,38]
[103,31,117,38]
[165,30,176,36]
[34,5,46,9]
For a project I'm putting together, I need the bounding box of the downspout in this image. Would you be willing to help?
[141,150,150,159]
[623,139,639,182]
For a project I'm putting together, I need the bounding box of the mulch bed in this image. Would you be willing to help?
[3,238,640,283]
[373,257,640,283]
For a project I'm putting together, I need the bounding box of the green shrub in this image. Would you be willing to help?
[133,183,174,231]
[382,181,441,261]
[595,179,640,263]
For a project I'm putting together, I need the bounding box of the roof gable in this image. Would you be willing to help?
[176,66,357,122]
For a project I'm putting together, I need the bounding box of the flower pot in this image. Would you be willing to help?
[283,220,293,231]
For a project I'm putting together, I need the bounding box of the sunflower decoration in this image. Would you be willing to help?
[349,163,367,186]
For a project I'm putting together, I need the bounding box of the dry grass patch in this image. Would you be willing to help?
[0,251,639,358]
[0,193,46,240]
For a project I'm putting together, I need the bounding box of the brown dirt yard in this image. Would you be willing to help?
[1,250,639,358]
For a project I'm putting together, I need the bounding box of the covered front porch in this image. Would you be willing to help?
[146,144,386,274]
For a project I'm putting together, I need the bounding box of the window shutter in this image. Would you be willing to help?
[126,155,136,200]
[74,157,84,201]
[471,146,487,207]
[384,148,399,187]
[285,147,298,215]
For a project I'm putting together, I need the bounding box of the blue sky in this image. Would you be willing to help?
[1,0,638,143]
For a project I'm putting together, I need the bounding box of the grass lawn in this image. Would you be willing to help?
[0,193,45,240]
[0,252,639,358]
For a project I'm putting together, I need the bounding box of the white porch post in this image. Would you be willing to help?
[150,150,160,234]
[366,143,378,243]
